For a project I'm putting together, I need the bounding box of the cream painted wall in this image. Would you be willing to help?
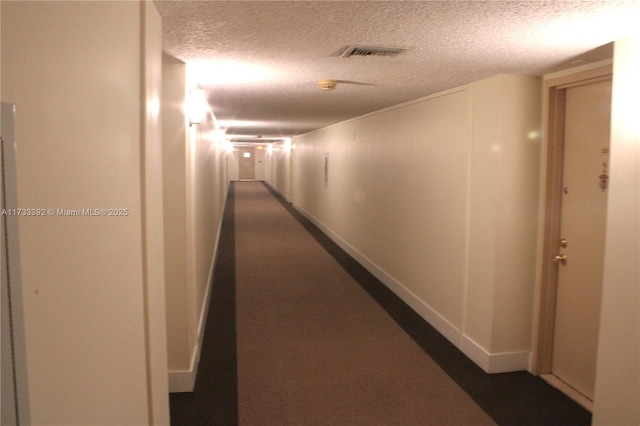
[268,141,293,200]
[1,1,168,423]
[291,75,541,373]
[593,35,640,425]
[465,76,541,363]
[190,120,227,326]
[228,148,240,180]
[162,58,192,377]
[165,68,230,392]
[142,3,170,423]
[163,61,230,393]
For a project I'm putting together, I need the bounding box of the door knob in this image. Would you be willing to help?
[553,253,567,265]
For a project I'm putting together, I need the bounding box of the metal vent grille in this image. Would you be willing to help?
[340,45,406,58]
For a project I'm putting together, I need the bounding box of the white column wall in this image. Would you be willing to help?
[593,35,640,425]
[1,1,168,423]
[142,3,170,423]
[291,75,541,373]
[465,75,541,370]
[162,58,192,382]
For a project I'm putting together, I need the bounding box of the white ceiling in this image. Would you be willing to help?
[156,0,640,142]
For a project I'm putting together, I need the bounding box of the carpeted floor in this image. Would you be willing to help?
[170,181,591,426]
[234,182,494,425]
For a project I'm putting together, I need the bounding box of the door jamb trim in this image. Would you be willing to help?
[531,64,612,375]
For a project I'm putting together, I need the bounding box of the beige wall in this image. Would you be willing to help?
[228,149,240,180]
[164,65,230,392]
[190,121,228,313]
[593,35,640,425]
[291,75,541,373]
[162,58,191,376]
[1,1,168,423]
[465,75,541,368]
[268,140,293,200]
[142,3,170,422]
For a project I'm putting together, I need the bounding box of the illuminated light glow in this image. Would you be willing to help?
[217,119,272,129]
[147,96,160,118]
[187,89,209,125]
[212,128,227,144]
[267,144,274,154]
[527,130,541,140]
[222,140,234,154]
[227,136,288,144]
[190,61,281,87]
[284,138,292,153]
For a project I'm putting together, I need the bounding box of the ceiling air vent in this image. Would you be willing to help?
[340,45,406,58]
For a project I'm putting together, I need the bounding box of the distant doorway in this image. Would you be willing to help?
[239,147,255,180]
[537,66,612,411]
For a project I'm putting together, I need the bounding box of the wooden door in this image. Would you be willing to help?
[239,147,255,180]
[551,79,612,402]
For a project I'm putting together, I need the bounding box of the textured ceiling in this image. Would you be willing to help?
[156,0,640,142]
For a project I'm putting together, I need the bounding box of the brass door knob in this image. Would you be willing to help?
[553,253,567,265]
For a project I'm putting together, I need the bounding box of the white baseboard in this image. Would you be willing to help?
[292,202,529,374]
[265,181,292,203]
[292,202,461,347]
[168,348,199,392]
[168,196,226,393]
[461,335,530,373]
[167,252,215,392]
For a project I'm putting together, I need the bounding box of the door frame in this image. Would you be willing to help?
[238,146,256,180]
[532,64,612,378]
[1,102,31,425]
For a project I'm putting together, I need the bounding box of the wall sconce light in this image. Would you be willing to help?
[188,89,208,126]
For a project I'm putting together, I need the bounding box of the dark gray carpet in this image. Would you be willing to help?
[169,182,237,425]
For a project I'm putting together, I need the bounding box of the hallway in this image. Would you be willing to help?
[170,181,590,425]
[3,3,639,423]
